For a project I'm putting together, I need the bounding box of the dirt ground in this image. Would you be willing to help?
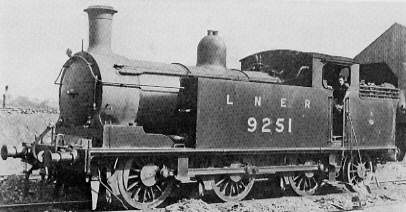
[164,155,406,212]
[165,174,406,212]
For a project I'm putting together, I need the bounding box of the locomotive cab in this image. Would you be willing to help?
[307,53,358,143]
[314,54,399,148]
[241,50,398,149]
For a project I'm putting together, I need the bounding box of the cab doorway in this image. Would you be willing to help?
[322,63,351,138]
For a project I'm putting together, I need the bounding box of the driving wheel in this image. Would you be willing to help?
[117,158,174,209]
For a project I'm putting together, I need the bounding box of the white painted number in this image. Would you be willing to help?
[247,117,292,133]
[275,118,284,133]
[288,118,292,133]
[262,118,271,133]
[248,117,257,132]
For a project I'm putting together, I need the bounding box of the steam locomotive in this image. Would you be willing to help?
[1,5,404,210]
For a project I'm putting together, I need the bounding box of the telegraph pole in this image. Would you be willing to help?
[3,85,8,108]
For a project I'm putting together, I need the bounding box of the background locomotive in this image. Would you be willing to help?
[1,5,403,210]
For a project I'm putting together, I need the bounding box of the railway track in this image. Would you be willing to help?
[0,174,91,211]
[0,173,41,180]
[375,179,406,184]
[1,173,406,211]
[0,200,91,211]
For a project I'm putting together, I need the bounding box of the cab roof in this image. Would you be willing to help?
[240,49,354,65]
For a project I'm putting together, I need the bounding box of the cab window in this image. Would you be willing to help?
[322,63,351,89]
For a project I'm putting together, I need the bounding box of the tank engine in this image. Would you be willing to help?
[1,5,402,210]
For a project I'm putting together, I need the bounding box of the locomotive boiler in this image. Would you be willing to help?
[1,5,402,210]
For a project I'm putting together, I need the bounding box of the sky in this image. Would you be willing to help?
[1,0,406,100]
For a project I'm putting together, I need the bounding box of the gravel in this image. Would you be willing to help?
[164,161,406,212]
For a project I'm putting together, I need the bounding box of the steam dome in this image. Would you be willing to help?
[196,30,227,68]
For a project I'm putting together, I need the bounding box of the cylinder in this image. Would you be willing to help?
[1,145,28,160]
[84,5,117,54]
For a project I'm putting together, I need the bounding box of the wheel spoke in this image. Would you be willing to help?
[227,182,233,196]
[136,188,143,202]
[127,181,139,191]
[148,188,154,202]
[222,180,230,193]
[157,184,163,193]
[216,178,226,186]
[304,178,310,190]
[236,182,242,194]
[297,177,304,189]
[235,183,240,194]
[131,187,141,200]
[301,177,306,190]
[142,188,148,202]
[230,183,236,196]
[144,188,150,202]
[128,175,139,180]
[305,178,311,190]
[307,178,313,189]
[311,177,317,186]
[150,187,156,200]
[240,181,245,190]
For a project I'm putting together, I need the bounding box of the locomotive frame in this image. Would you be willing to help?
[83,51,397,209]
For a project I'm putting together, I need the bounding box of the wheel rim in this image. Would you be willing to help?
[287,160,320,196]
[346,156,374,187]
[117,158,174,209]
[212,163,254,202]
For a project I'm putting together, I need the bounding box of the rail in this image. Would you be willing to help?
[0,200,91,211]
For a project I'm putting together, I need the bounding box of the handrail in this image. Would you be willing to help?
[54,56,184,90]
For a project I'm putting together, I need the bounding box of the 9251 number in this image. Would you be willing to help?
[247,117,292,133]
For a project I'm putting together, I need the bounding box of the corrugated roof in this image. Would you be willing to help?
[355,23,406,61]
[354,23,406,78]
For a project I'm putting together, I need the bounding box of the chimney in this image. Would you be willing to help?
[197,30,227,68]
[84,5,117,54]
